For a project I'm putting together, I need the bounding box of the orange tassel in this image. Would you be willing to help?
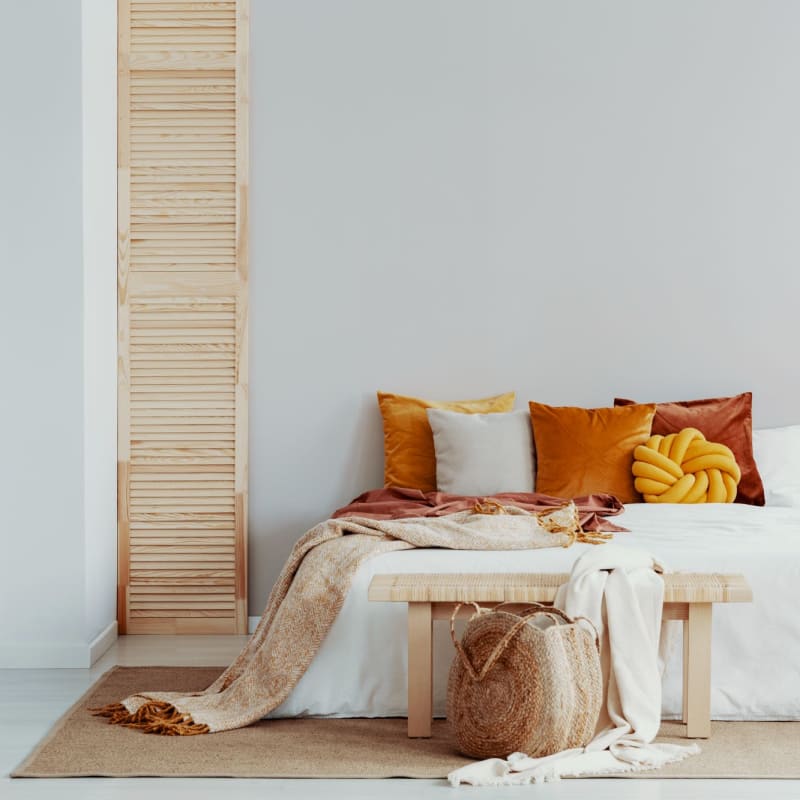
[90,700,209,735]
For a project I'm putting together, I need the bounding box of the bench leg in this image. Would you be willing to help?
[683,603,712,738]
[407,602,433,738]
[681,619,689,724]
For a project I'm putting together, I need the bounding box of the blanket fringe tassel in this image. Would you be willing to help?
[573,530,615,546]
[471,501,615,547]
[90,701,210,736]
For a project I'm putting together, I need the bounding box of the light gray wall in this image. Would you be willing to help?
[249,0,800,612]
[0,0,88,663]
[0,0,117,666]
[82,0,118,648]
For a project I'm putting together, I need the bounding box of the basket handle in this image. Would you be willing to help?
[507,605,600,653]
[493,601,598,645]
[449,603,484,681]
[450,604,567,683]
[491,601,574,624]
[447,601,546,648]
[573,615,601,653]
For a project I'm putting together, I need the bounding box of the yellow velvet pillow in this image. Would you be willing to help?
[529,401,656,503]
[633,427,741,503]
[378,391,516,491]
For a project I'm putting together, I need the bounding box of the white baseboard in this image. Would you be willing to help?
[89,620,118,665]
[0,641,93,669]
[0,620,118,669]
[248,616,259,634]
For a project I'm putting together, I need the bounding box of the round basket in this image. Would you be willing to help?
[446,602,602,760]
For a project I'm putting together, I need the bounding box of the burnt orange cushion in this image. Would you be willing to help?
[529,401,656,503]
[614,392,764,505]
[378,391,515,491]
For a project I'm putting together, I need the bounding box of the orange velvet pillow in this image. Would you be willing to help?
[614,393,764,505]
[529,401,656,503]
[378,391,516,491]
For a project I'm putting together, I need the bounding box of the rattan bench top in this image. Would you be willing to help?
[368,572,752,604]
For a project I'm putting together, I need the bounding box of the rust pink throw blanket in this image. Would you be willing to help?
[94,491,625,735]
[333,488,627,532]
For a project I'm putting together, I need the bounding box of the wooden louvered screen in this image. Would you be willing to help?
[117,0,249,634]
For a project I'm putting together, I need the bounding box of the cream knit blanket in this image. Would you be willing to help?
[95,504,585,734]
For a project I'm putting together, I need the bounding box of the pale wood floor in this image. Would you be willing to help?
[1,635,796,799]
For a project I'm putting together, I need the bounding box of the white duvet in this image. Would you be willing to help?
[271,503,800,721]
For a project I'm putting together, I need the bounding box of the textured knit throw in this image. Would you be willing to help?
[93,500,619,735]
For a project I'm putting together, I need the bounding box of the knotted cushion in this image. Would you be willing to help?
[632,427,741,503]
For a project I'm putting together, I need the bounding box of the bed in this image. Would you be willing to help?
[271,502,800,721]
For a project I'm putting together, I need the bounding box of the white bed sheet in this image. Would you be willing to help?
[271,503,800,721]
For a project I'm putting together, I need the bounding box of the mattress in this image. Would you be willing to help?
[271,503,800,721]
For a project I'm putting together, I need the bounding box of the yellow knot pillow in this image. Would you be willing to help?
[632,427,741,503]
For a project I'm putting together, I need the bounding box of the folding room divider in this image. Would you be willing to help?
[117,0,249,634]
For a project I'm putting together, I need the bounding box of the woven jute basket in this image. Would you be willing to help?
[446,602,603,760]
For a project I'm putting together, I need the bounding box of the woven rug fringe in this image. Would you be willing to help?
[90,701,210,736]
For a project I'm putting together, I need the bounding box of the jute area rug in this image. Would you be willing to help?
[13,666,800,779]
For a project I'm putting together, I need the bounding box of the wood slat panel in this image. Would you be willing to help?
[118,0,248,635]
[130,576,235,584]
[130,572,236,582]
[130,518,234,526]
[130,609,235,618]
[127,617,240,635]
[132,538,235,547]
[131,585,233,594]
[131,601,236,609]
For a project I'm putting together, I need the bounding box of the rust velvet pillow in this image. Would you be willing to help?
[614,393,764,505]
[529,401,656,503]
[378,391,516,491]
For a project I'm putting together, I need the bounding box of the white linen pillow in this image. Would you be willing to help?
[427,408,535,495]
[753,425,800,507]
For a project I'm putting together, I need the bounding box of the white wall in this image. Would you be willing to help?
[248,0,800,610]
[0,0,117,667]
[0,0,88,666]
[82,0,118,653]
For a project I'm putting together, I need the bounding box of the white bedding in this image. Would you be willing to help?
[271,503,800,721]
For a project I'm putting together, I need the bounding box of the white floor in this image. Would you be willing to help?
[1,636,797,799]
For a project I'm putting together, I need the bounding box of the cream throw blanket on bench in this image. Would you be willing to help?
[95,505,590,734]
[448,545,699,785]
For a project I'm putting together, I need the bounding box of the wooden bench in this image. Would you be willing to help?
[368,572,752,740]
